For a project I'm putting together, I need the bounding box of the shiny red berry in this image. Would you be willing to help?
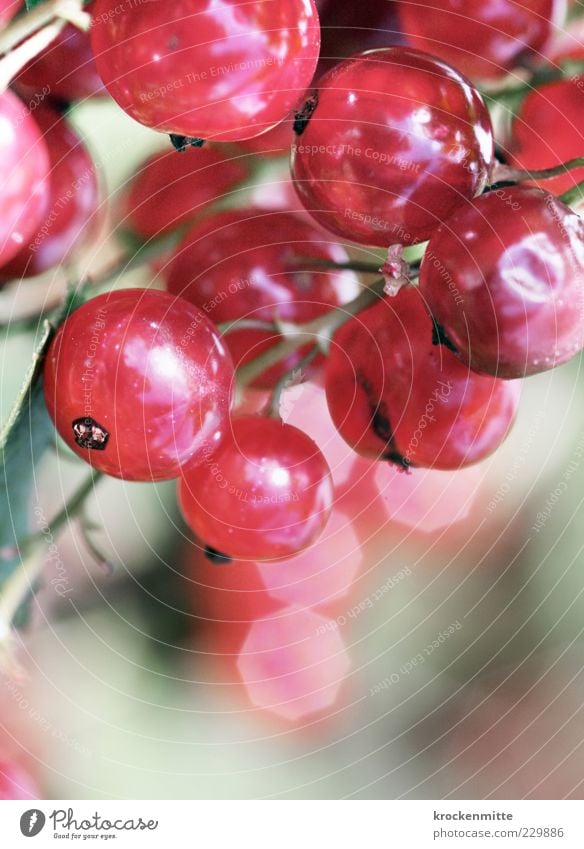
[178,416,334,560]
[508,78,584,196]
[325,288,520,469]
[396,0,565,80]
[44,289,234,481]
[90,0,321,142]
[0,106,100,281]
[291,47,494,248]
[122,147,248,240]
[0,90,50,270]
[419,186,584,378]
[15,2,104,103]
[165,209,359,387]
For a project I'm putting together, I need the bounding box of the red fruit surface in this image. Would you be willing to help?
[123,147,248,239]
[44,289,234,481]
[291,47,494,247]
[178,416,334,560]
[419,186,584,378]
[15,2,104,103]
[90,0,321,141]
[0,90,50,269]
[508,78,584,196]
[0,106,100,280]
[397,0,565,80]
[325,288,520,468]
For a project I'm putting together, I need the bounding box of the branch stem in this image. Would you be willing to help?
[0,0,89,56]
[236,277,386,387]
[0,470,102,631]
[491,157,584,185]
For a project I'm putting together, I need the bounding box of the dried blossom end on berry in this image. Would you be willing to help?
[380,244,411,297]
[72,418,110,451]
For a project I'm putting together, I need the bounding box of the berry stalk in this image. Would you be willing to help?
[236,277,387,387]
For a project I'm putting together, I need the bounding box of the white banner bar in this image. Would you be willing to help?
[0,800,583,847]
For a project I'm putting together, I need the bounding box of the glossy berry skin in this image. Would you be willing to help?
[396,0,565,81]
[123,147,248,240]
[165,209,359,387]
[0,106,100,280]
[15,2,104,103]
[508,78,584,196]
[325,288,520,469]
[291,48,494,248]
[90,0,321,142]
[178,416,334,560]
[419,186,584,379]
[43,289,234,482]
[0,91,50,269]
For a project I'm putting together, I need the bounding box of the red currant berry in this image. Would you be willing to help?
[325,288,520,469]
[291,48,494,248]
[0,0,21,27]
[178,416,334,560]
[90,0,321,142]
[43,289,234,481]
[165,209,359,387]
[419,186,584,378]
[122,147,248,240]
[0,90,50,269]
[14,2,104,103]
[0,105,100,281]
[396,0,565,80]
[508,78,584,196]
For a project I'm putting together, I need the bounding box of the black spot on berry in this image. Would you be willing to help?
[169,134,205,152]
[383,450,412,472]
[372,409,393,441]
[293,92,318,136]
[72,417,110,451]
[204,545,232,565]
[494,144,509,165]
[431,321,458,354]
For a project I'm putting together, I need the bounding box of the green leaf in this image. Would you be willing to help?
[0,321,55,582]
[24,0,48,9]
[0,286,87,586]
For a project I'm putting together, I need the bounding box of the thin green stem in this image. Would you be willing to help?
[265,345,319,418]
[0,470,102,632]
[236,277,386,387]
[292,258,383,274]
[218,318,278,336]
[0,0,89,55]
[560,180,584,206]
[492,157,584,185]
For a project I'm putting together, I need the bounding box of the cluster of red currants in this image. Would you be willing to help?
[2,0,584,569]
